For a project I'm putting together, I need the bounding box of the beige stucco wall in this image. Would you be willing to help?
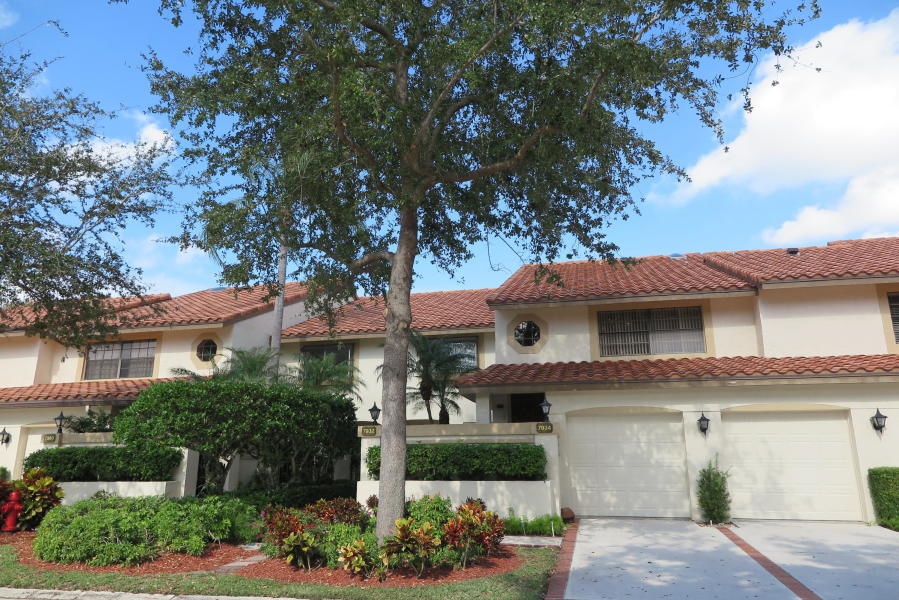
[495,306,592,364]
[708,296,761,356]
[757,284,888,357]
[0,337,42,387]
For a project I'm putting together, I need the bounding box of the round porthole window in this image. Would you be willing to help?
[196,339,218,362]
[513,320,541,347]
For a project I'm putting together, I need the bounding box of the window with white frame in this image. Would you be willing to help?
[598,306,705,357]
[84,340,156,380]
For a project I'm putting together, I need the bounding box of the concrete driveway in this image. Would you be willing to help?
[563,518,899,600]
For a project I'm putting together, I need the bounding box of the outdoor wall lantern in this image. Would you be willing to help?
[0,428,10,445]
[368,403,381,425]
[697,412,710,436]
[539,399,552,422]
[54,411,66,435]
[872,408,888,432]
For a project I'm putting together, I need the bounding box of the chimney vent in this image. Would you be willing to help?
[786,248,800,255]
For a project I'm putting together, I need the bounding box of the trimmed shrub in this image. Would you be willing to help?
[23,446,182,482]
[697,458,731,524]
[322,523,377,569]
[226,481,356,511]
[63,409,114,433]
[406,495,454,529]
[869,467,899,524]
[33,495,257,566]
[366,443,546,481]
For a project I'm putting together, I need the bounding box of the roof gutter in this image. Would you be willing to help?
[0,397,136,409]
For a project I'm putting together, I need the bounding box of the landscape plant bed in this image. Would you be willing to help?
[0,543,556,600]
[237,546,521,587]
[0,532,254,575]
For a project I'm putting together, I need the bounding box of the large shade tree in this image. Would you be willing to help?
[141,0,818,538]
[0,42,175,347]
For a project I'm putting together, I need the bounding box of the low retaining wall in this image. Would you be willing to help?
[357,480,556,518]
[60,480,181,504]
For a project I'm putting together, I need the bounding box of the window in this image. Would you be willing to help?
[84,340,156,380]
[889,294,899,343]
[598,306,705,357]
[301,343,353,363]
[513,320,541,347]
[196,339,218,362]
[445,337,479,370]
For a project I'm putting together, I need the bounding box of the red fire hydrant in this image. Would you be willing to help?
[1,490,23,533]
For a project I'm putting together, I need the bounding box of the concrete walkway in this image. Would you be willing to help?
[564,519,797,600]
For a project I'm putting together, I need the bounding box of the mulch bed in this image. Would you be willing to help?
[0,532,255,575]
[236,547,522,587]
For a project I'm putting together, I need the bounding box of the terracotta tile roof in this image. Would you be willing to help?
[702,237,899,283]
[2,283,308,331]
[122,282,308,328]
[455,354,899,387]
[282,288,495,338]
[1,294,172,331]
[0,378,176,406]
[487,256,752,306]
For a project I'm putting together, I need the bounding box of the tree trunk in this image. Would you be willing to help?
[375,206,418,541]
[438,403,450,425]
[270,239,288,363]
[419,383,434,424]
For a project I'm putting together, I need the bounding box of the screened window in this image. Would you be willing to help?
[445,337,479,371]
[301,343,353,363]
[598,307,705,357]
[513,320,541,347]
[84,340,156,380]
[888,294,899,342]
[196,339,218,362]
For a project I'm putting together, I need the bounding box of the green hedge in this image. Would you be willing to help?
[869,467,899,527]
[23,446,182,482]
[33,495,258,566]
[366,443,546,481]
[224,481,356,510]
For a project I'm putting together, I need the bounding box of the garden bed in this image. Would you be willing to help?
[0,532,254,575]
[237,546,521,587]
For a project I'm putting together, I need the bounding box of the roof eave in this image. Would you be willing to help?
[486,288,756,310]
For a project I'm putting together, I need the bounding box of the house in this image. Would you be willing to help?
[0,283,310,478]
[280,288,496,424]
[453,237,899,522]
[325,237,899,522]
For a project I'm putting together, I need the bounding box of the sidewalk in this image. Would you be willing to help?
[0,590,308,600]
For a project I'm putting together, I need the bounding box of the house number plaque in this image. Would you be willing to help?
[360,426,378,437]
[42,433,57,443]
[536,423,554,434]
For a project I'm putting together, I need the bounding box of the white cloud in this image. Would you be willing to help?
[175,246,206,265]
[763,165,899,244]
[91,113,174,162]
[671,9,899,202]
[0,2,18,29]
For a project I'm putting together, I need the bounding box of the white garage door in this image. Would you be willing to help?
[721,411,862,521]
[567,412,690,517]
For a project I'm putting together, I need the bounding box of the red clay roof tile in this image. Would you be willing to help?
[282,288,495,338]
[455,354,899,387]
[0,378,177,406]
[701,237,899,283]
[487,256,751,305]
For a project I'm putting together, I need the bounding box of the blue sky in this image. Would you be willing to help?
[3,1,899,295]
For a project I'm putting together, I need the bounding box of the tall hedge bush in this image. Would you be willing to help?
[23,446,182,482]
[225,481,356,510]
[869,467,899,529]
[366,443,546,481]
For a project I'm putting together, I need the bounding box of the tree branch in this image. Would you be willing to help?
[311,0,404,51]
[435,125,562,184]
[349,251,395,272]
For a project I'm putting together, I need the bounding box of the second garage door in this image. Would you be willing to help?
[567,411,690,517]
[721,411,862,521]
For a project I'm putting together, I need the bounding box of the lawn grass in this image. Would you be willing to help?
[0,544,557,600]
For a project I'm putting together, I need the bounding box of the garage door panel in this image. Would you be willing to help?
[567,413,690,518]
[722,411,862,521]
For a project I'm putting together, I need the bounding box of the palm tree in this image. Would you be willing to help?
[405,331,472,424]
[288,352,363,401]
[171,346,281,381]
